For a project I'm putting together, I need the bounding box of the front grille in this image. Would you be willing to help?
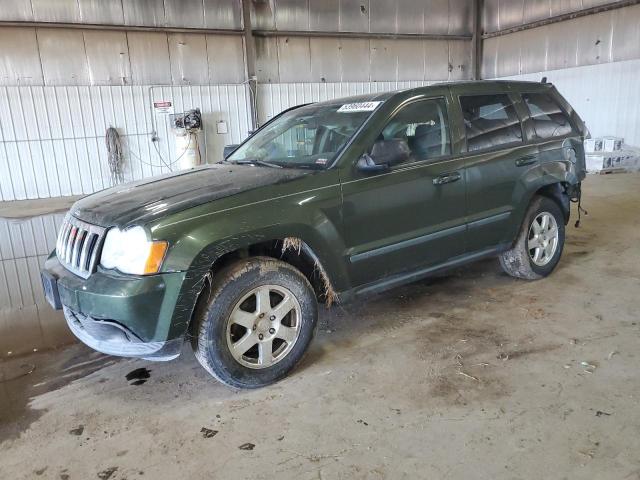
[56,215,106,278]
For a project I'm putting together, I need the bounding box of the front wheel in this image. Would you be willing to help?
[192,257,318,388]
[499,196,566,280]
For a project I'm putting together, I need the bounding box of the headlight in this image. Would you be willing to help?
[100,226,168,275]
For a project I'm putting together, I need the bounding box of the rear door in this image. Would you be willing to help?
[451,87,539,253]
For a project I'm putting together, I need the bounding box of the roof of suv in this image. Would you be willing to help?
[314,80,551,107]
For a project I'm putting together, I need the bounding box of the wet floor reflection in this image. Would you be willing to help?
[0,213,74,358]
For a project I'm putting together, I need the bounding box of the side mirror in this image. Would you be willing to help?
[223,144,239,159]
[357,154,390,173]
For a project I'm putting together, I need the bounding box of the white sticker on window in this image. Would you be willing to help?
[337,101,382,113]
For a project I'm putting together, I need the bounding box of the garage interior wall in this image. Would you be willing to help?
[482,0,640,146]
[0,0,473,203]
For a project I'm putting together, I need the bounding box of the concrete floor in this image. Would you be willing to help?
[1,173,639,480]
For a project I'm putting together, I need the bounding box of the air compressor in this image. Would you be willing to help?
[170,109,203,170]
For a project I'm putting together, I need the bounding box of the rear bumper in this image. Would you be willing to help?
[64,306,183,361]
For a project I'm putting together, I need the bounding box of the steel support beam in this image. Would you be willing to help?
[470,0,483,80]
[483,0,640,39]
[242,0,258,130]
[252,30,471,41]
[0,21,244,35]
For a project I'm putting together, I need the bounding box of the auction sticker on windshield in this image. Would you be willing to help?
[337,101,382,113]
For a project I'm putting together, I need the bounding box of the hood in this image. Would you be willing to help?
[70,163,310,228]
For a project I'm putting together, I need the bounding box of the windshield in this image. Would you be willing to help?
[227,102,379,169]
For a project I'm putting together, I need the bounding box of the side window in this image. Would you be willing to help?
[460,94,523,153]
[379,98,451,165]
[523,93,573,139]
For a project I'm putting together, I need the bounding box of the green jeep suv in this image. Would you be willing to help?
[42,81,587,388]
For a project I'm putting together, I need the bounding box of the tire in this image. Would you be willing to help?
[499,196,566,280]
[192,256,318,388]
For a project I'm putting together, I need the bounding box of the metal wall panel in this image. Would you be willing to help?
[499,58,640,147]
[78,0,124,24]
[122,0,165,27]
[484,0,623,33]
[369,39,398,81]
[168,33,210,85]
[255,37,280,82]
[0,0,33,21]
[575,13,612,66]
[448,0,473,35]
[500,0,524,31]
[0,84,252,201]
[127,32,172,85]
[207,35,246,83]
[204,0,243,29]
[397,0,425,34]
[424,0,450,35]
[424,39,450,80]
[482,5,640,77]
[338,38,370,81]
[275,0,310,30]
[611,5,640,62]
[309,0,339,31]
[253,0,276,30]
[339,0,370,33]
[396,39,425,80]
[84,31,132,85]
[277,37,312,82]
[447,39,471,80]
[38,29,90,85]
[310,38,341,82]
[525,0,551,22]
[31,0,80,23]
[164,0,205,28]
[369,0,397,34]
[0,28,43,85]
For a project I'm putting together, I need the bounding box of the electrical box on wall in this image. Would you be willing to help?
[216,120,228,134]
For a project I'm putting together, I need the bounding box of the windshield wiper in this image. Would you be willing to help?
[231,159,283,169]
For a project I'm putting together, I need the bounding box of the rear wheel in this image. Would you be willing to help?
[499,196,565,280]
[192,257,318,388]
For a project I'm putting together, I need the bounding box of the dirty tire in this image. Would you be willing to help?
[192,257,318,389]
[499,196,565,280]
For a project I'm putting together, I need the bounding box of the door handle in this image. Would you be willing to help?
[433,171,461,186]
[516,155,537,167]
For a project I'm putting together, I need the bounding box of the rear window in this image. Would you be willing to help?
[460,94,523,153]
[522,92,574,140]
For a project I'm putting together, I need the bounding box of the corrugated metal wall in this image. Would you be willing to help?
[0,213,73,357]
[0,0,244,29]
[482,3,640,77]
[0,84,252,201]
[500,58,640,147]
[256,37,471,83]
[482,0,622,33]
[0,27,247,85]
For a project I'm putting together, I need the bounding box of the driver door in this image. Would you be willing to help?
[340,95,467,288]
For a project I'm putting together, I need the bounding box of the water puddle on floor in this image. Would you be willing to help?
[0,344,117,442]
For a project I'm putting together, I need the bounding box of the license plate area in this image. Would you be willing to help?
[41,270,62,310]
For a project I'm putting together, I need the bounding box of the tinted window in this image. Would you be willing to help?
[460,94,523,153]
[523,93,573,139]
[378,98,451,165]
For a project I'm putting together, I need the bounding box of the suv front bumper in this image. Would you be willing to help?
[42,253,189,361]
